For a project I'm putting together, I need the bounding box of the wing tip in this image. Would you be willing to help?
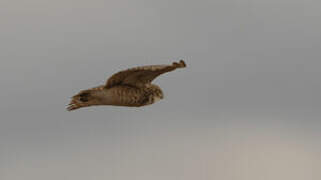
[173,60,186,68]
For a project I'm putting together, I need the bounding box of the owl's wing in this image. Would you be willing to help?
[105,60,186,88]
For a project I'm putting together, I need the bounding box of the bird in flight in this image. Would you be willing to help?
[67,60,186,111]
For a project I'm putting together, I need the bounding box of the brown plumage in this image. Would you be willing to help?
[67,60,186,111]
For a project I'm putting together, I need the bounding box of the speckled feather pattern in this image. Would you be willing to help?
[67,60,186,111]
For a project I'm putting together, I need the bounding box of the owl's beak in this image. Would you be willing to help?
[66,94,90,111]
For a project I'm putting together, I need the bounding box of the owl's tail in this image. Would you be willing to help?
[173,60,186,68]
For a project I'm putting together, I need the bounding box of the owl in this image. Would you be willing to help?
[67,60,186,111]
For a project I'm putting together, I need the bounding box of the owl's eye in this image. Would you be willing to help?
[80,97,89,102]
[79,92,90,102]
[79,92,90,97]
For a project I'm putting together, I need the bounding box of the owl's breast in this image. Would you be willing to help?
[103,85,146,106]
[104,84,163,107]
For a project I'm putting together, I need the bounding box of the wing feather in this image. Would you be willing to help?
[105,60,186,88]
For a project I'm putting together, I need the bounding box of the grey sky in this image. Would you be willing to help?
[1,0,321,179]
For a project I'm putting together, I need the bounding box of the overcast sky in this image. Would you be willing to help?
[1,0,321,180]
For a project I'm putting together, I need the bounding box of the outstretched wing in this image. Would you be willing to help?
[105,60,186,88]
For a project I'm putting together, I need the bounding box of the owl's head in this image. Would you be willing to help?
[67,89,102,111]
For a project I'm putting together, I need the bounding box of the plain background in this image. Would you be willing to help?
[1,0,321,179]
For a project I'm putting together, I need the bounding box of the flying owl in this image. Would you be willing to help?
[67,60,186,111]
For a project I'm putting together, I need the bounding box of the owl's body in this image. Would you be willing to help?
[67,60,186,111]
[97,84,163,107]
